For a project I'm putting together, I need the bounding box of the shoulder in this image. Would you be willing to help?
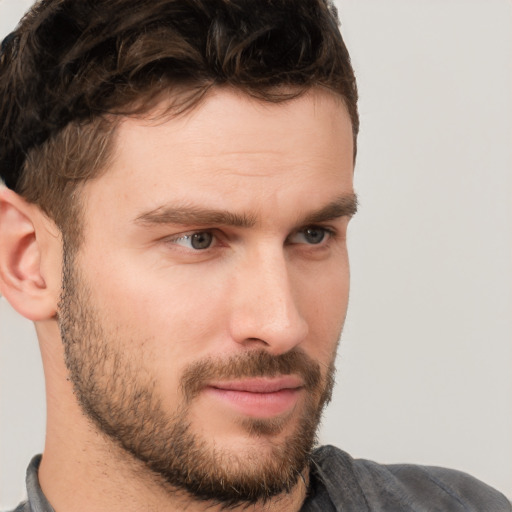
[311,445,512,512]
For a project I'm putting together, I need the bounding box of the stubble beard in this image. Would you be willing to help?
[58,247,336,508]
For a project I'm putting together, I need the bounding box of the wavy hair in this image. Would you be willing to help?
[0,0,358,241]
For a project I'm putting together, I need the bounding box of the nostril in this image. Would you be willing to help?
[242,337,270,347]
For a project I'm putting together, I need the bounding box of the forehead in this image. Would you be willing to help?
[80,88,354,228]
[119,88,350,172]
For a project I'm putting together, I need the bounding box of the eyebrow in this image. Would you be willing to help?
[135,193,358,228]
[135,204,257,228]
[300,193,358,225]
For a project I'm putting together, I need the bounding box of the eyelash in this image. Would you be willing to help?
[166,226,337,251]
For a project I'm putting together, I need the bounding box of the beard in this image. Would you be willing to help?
[58,247,336,508]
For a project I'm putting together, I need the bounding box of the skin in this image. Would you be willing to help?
[0,87,355,512]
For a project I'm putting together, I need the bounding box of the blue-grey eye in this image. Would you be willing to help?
[289,227,328,245]
[303,227,326,244]
[190,232,213,249]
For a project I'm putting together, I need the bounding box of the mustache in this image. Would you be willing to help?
[180,349,322,403]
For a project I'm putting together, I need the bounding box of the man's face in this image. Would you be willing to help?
[59,88,355,506]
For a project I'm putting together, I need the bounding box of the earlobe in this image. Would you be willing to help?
[0,186,59,321]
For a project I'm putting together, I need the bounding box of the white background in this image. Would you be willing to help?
[1,0,511,509]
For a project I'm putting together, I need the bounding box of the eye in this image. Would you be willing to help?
[169,231,214,250]
[288,226,331,245]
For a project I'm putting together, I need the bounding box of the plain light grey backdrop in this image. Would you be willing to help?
[1,0,511,509]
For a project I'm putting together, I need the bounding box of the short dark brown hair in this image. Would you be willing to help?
[0,0,358,240]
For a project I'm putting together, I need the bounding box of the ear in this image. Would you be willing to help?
[0,186,61,321]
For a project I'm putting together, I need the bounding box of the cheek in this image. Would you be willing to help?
[294,257,350,353]
[79,268,223,408]
[88,260,228,364]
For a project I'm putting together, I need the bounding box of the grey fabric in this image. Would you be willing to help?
[300,446,512,511]
[8,447,512,512]
[9,456,54,512]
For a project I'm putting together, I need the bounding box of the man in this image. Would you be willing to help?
[0,1,510,511]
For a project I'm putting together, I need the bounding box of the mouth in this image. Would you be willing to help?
[204,376,304,418]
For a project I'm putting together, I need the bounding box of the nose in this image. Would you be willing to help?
[228,246,309,354]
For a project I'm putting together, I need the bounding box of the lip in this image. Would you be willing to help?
[204,376,304,418]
